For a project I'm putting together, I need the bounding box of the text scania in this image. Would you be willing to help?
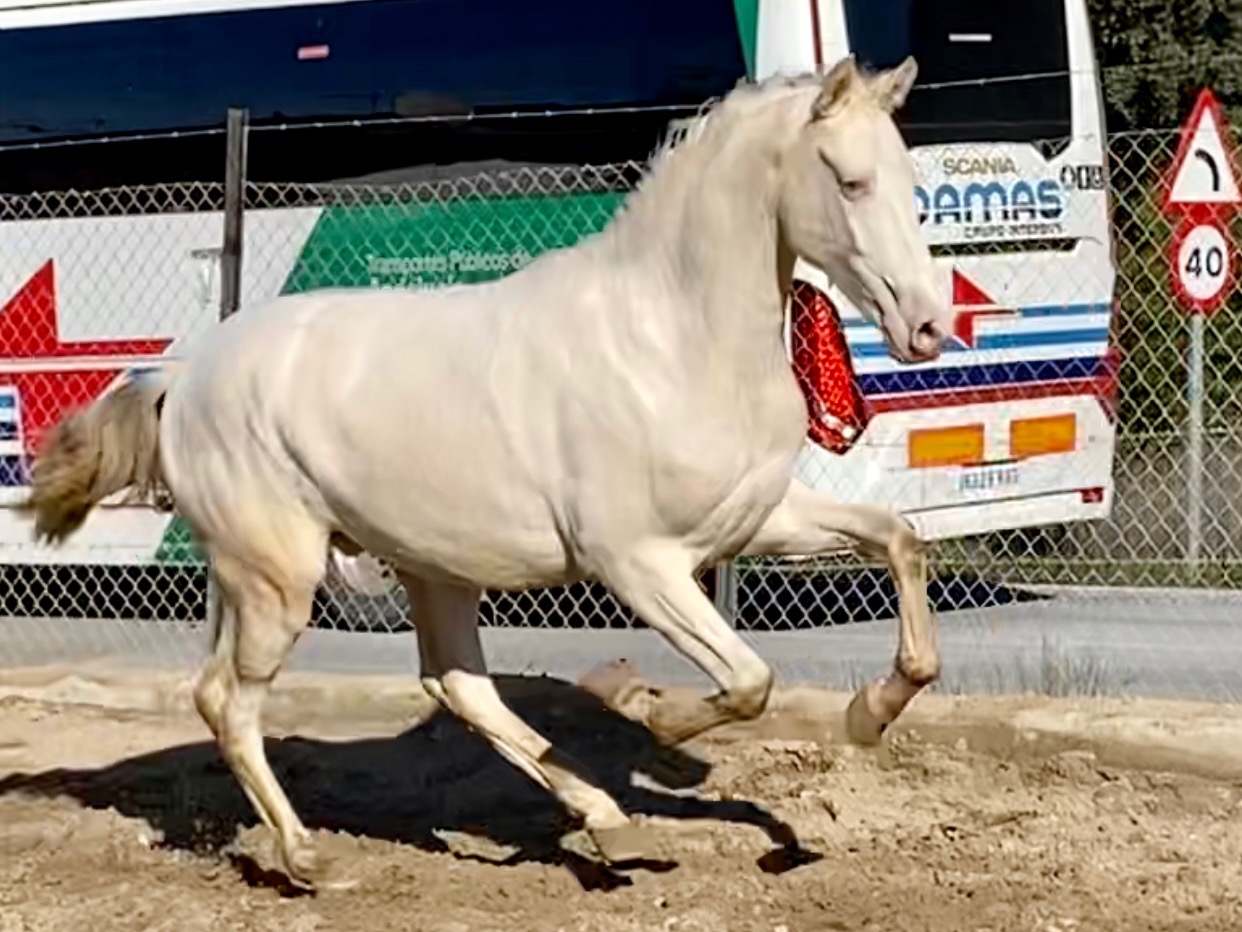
[913,178,1066,238]
[942,155,1017,176]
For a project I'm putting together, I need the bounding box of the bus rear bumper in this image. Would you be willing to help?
[902,487,1112,543]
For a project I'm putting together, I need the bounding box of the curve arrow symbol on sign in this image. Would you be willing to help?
[1194,149,1221,193]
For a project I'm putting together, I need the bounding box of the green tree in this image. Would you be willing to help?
[1088,0,1242,130]
[1086,0,1242,444]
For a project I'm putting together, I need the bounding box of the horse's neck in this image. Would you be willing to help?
[597,100,797,377]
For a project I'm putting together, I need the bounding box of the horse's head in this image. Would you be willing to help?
[779,55,952,363]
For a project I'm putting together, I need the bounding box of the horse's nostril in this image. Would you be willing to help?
[911,320,943,356]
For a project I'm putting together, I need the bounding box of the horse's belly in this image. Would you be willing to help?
[337,499,575,591]
[296,411,573,590]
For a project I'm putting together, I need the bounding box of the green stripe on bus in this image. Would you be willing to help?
[732,0,760,78]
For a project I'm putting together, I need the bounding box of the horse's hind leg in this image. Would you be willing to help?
[192,523,335,889]
[741,479,940,745]
[403,574,655,863]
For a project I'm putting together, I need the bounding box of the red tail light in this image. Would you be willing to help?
[790,280,869,454]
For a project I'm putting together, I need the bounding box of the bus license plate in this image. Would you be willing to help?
[955,463,1020,495]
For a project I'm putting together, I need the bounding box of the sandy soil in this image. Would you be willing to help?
[1,671,1241,932]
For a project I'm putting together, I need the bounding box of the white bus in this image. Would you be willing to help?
[771,0,1119,545]
[0,0,1117,621]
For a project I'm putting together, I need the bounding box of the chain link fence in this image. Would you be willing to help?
[1,125,1240,699]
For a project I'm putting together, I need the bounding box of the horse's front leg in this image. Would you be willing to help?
[594,545,776,747]
[741,479,940,745]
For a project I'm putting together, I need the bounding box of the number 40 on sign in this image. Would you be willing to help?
[1173,220,1233,314]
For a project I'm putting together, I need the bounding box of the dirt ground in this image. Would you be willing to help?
[1,670,1242,932]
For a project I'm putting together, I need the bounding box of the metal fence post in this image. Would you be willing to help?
[206,107,249,632]
[220,107,249,321]
[713,561,738,625]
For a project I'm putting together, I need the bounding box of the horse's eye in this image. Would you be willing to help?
[841,178,870,199]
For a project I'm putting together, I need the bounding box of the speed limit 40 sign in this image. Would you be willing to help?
[1172,219,1235,315]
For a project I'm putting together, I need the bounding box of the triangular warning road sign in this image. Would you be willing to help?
[1165,88,1241,213]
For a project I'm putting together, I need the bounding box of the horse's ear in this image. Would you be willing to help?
[873,56,918,112]
[812,54,860,120]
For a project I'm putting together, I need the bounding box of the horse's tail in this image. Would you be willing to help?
[18,365,180,545]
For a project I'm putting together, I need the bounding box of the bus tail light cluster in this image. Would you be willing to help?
[907,413,1079,469]
[789,280,869,455]
[908,424,984,469]
[1010,413,1077,459]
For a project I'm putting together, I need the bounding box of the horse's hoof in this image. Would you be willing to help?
[587,820,663,866]
[845,688,888,747]
[284,839,359,893]
[578,660,657,722]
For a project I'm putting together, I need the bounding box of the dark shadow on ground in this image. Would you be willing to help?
[0,675,816,891]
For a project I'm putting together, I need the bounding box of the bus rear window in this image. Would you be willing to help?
[842,0,1073,147]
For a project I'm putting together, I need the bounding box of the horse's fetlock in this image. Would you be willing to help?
[897,652,940,686]
[720,663,774,720]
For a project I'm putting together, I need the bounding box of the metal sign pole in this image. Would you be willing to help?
[1187,311,1205,567]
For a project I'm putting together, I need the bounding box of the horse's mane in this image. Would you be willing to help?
[646,71,825,170]
[594,72,827,258]
[620,61,901,215]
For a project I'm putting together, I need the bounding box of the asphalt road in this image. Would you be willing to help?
[2,586,1240,703]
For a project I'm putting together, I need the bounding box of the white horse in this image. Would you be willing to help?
[22,55,952,887]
